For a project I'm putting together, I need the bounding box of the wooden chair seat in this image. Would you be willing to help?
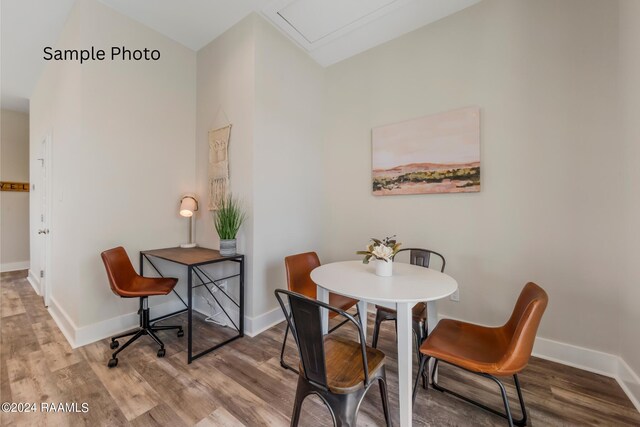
[376,302,427,322]
[299,335,386,394]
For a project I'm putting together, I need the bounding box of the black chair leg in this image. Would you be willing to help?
[280,323,298,373]
[430,359,528,426]
[290,376,307,427]
[111,329,144,359]
[413,355,429,403]
[378,368,392,427]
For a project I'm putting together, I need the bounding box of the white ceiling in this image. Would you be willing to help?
[0,0,481,113]
[1,0,76,112]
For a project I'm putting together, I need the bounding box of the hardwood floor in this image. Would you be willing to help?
[1,271,639,426]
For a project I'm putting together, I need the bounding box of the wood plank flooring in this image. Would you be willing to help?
[1,271,639,426]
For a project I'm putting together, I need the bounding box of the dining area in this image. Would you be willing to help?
[274,238,548,427]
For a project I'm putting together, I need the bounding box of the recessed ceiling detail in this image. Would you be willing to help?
[262,0,482,67]
[278,0,398,44]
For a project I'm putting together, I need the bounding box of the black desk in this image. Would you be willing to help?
[139,247,244,363]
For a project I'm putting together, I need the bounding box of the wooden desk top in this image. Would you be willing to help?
[141,247,243,266]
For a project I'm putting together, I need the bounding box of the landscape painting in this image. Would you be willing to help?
[372,107,480,195]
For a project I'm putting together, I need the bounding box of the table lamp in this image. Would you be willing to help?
[179,195,198,248]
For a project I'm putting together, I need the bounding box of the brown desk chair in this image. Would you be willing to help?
[413,282,548,427]
[275,289,391,427]
[372,248,446,362]
[280,252,360,372]
[101,246,184,368]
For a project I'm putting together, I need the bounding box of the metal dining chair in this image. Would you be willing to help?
[371,248,446,362]
[280,252,361,373]
[275,289,391,427]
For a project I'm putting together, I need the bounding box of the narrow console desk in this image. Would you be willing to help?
[139,247,244,363]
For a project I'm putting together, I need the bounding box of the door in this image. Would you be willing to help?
[37,134,52,307]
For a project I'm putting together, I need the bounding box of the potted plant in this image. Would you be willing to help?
[357,236,401,277]
[214,194,246,256]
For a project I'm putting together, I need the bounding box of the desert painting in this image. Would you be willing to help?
[372,107,480,195]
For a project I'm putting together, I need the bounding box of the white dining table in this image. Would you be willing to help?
[311,260,458,427]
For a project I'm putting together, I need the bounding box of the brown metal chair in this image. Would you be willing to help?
[275,289,391,427]
[280,252,360,372]
[371,248,446,362]
[413,282,548,427]
[101,246,184,368]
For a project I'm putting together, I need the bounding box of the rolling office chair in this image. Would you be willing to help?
[101,246,184,368]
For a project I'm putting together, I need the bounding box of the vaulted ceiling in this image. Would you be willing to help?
[0,0,481,112]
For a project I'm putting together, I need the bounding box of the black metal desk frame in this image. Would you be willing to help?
[139,248,244,363]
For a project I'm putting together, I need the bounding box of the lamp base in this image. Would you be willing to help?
[180,243,197,249]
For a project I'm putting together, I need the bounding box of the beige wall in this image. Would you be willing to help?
[196,15,256,317]
[1,109,30,270]
[30,0,196,333]
[252,16,325,317]
[195,14,325,320]
[322,0,622,354]
[619,0,640,397]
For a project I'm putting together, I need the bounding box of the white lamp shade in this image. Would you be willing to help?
[179,196,198,217]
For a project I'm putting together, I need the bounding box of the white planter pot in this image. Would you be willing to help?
[375,259,393,277]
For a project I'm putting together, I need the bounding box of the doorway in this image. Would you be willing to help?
[37,134,52,307]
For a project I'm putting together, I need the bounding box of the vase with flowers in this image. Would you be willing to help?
[357,236,401,277]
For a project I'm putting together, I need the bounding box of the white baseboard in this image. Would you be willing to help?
[244,305,286,337]
[437,313,640,412]
[48,298,189,349]
[617,358,640,412]
[27,269,41,295]
[48,296,77,347]
[1,261,30,272]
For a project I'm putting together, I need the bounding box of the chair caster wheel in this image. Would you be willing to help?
[177,329,184,337]
[110,340,119,349]
[157,348,166,358]
[108,358,118,368]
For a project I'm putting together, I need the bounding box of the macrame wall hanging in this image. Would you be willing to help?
[208,124,231,211]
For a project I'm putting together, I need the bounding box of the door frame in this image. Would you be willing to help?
[39,132,53,307]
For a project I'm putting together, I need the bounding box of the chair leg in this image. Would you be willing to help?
[372,309,384,348]
[413,355,429,403]
[327,392,362,427]
[280,323,298,373]
[378,368,392,427]
[111,329,140,341]
[111,329,145,359]
[513,374,528,426]
[147,329,165,349]
[290,377,307,427]
[431,359,528,426]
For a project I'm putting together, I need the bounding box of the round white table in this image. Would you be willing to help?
[311,260,458,427]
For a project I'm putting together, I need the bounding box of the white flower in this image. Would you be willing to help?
[372,244,393,261]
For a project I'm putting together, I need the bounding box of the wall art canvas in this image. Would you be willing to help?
[372,107,480,195]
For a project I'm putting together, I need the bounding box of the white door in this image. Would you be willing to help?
[38,135,52,307]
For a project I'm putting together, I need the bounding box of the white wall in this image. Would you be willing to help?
[1,109,30,271]
[619,0,640,403]
[322,0,622,355]
[30,0,196,343]
[252,16,325,318]
[195,14,324,328]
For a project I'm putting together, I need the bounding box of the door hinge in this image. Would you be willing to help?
[40,270,44,278]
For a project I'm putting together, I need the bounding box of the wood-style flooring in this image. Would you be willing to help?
[1,270,639,426]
